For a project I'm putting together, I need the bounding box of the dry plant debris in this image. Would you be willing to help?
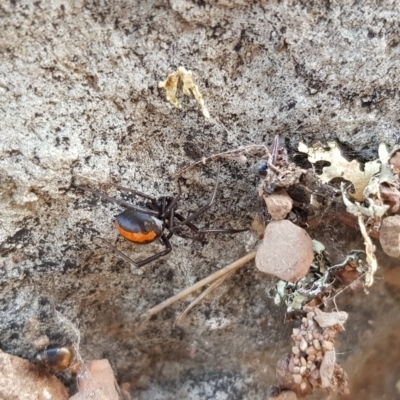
[275,307,349,398]
[272,243,368,312]
[256,220,314,282]
[159,66,210,118]
[298,141,381,201]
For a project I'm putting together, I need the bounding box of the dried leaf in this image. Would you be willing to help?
[298,141,380,201]
[159,66,210,118]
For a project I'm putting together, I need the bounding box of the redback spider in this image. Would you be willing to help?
[76,169,248,267]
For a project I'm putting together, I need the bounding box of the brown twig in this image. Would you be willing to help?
[141,251,257,318]
[173,270,236,327]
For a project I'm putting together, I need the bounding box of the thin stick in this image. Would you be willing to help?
[141,251,257,318]
[173,270,235,327]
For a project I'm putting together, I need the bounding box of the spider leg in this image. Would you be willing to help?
[161,180,182,219]
[76,186,158,215]
[170,212,248,239]
[169,171,220,233]
[96,235,172,268]
[166,212,203,240]
[195,227,249,234]
[109,183,156,202]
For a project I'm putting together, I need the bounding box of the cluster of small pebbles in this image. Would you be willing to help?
[274,307,349,399]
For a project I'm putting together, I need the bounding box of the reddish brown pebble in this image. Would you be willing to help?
[263,189,293,220]
[384,266,400,287]
[380,215,400,258]
[255,220,313,282]
[390,151,400,171]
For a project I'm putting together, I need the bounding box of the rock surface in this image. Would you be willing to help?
[256,220,313,282]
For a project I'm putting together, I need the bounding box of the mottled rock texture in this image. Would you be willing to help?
[1,1,400,399]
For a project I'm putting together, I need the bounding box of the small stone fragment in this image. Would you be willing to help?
[313,339,321,350]
[292,374,302,384]
[380,215,400,258]
[292,346,300,356]
[305,346,317,356]
[322,340,334,351]
[263,189,293,220]
[256,220,314,282]
[299,338,307,352]
[320,350,336,388]
[314,311,348,328]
